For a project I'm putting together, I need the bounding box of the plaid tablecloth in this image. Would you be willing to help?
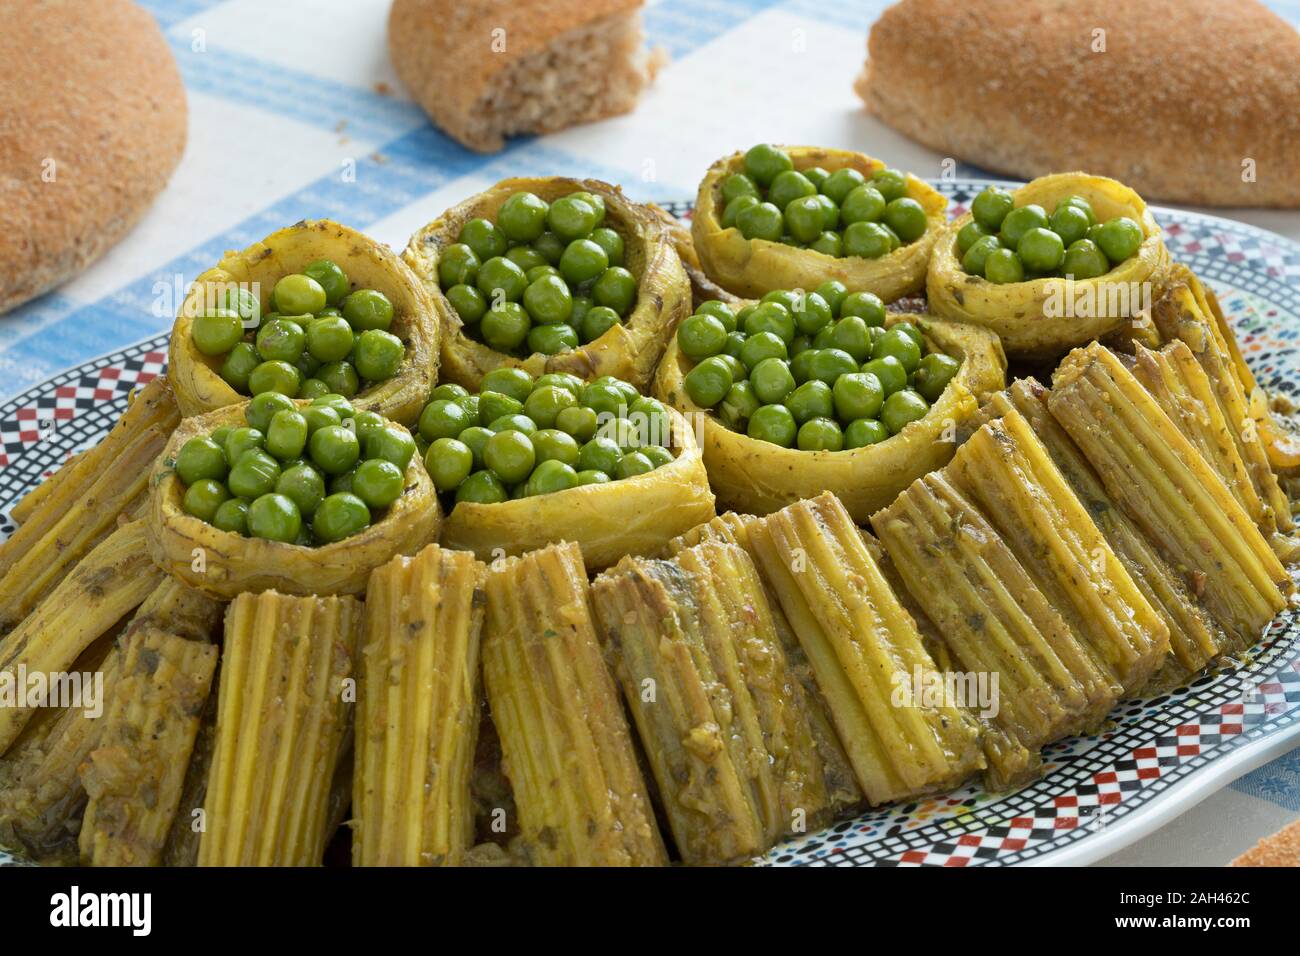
[3,0,1298,865]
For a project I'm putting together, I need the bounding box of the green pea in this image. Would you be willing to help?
[1096,217,1143,264]
[821,167,866,205]
[484,429,536,484]
[303,259,350,305]
[592,267,637,316]
[671,315,724,364]
[308,424,360,476]
[589,227,624,267]
[786,379,834,424]
[797,417,844,451]
[971,186,1014,230]
[316,361,359,397]
[353,329,405,381]
[738,332,788,372]
[416,399,469,443]
[722,195,760,229]
[985,248,1026,284]
[228,450,281,499]
[425,438,472,493]
[340,289,393,333]
[642,445,673,469]
[957,220,994,256]
[183,478,229,521]
[577,382,623,421]
[719,379,761,426]
[844,417,890,448]
[892,321,924,351]
[311,393,355,418]
[219,342,261,392]
[884,197,928,243]
[881,389,930,435]
[312,492,370,542]
[220,285,261,328]
[520,274,571,326]
[523,385,577,429]
[791,293,833,337]
[999,204,1049,249]
[814,281,848,316]
[1049,204,1091,247]
[265,409,308,461]
[275,461,326,517]
[614,451,654,480]
[365,424,417,470]
[743,144,793,187]
[294,350,322,382]
[446,284,488,324]
[1058,195,1097,225]
[736,202,784,243]
[242,393,293,435]
[840,291,886,327]
[871,168,908,202]
[768,170,816,210]
[962,234,1003,277]
[748,357,795,405]
[527,323,578,356]
[212,497,250,535]
[721,172,760,205]
[454,425,491,468]
[554,405,599,443]
[192,310,245,357]
[458,217,506,260]
[273,274,327,316]
[350,458,403,509]
[521,459,574,495]
[577,436,622,475]
[578,305,619,343]
[481,303,531,352]
[841,185,886,225]
[498,191,550,243]
[861,355,908,396]
[1063,238,1110,280]
[576,469,611,486]
[477,257,529,304]
[306,315,355,363]
[176,437,228,486]
[790,348,819,385]
[222,429,264,468]
[1018,227,1065,273]
[914,353,961,402]
[842,221,894,259]
[439,243,480,288]
[833,372,884,421]
[298,378,331,400]
[810,232,843,257]
[684,355,734,408]
[873,328,921,372]
[747,404,797,447]
[829,316,874,363]
[808,348,858,387]
[785,195,827,243]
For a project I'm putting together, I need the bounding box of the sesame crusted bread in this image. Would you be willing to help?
[856,0,1300,208]
[1230,817,1300,867]
[388,0,664,153]
[0,0,187,314]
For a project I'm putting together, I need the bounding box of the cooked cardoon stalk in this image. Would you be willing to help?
[1152,267,1294,548]
[592,541,839,863]
[0,378,178,629]
[989,379,1223,672]
[483,542,666,867]
[1134,342,1267,531]
[1050,343,1287,645]
[947,408,1170,694]
[198,591,361,867]
[160,678,218,867]
[78,626,218,866]
[0,519,160,755]
[872,472,1116,789]
[0,641,124,864]
[667,514,861,812]
[353,545,487,867]
[747,492,984,805]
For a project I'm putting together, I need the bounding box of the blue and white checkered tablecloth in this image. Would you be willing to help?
[4,0,1298,865]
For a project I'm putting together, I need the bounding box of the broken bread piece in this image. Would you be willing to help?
[388,0,664,153]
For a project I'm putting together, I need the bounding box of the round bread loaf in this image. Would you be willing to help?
[388,0,661,153]
[857,0,1300,208]
[0,0,187,314]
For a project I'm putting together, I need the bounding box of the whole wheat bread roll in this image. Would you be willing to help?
[0,0,187,314]
[857,0,1300,208]
[388,0,663,153]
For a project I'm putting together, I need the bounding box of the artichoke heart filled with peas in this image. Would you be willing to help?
[189,258,405,401]
[957,186,1144,284]
[173,391,420,546]
[675,282,961,451]
[418,369,677,503]
[722,144,930,260]
[436,189,637,357]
